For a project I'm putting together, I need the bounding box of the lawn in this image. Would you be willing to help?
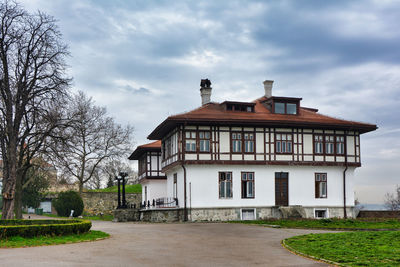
[231,218,400,230]
[284,231,400,266]
[43,213,114,221]
[0,230,109,248]
[87,184,141,193]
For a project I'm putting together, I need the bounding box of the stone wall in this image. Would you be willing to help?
[81,192,141,215]
[358,210,400,218]
[140,208,183,222]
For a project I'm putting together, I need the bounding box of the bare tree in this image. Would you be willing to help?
[51,91,133,194]
[384,185,400,211]
[103,159,136,185]
[0,1,70,219]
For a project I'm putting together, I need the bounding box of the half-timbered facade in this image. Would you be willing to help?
[129,140,166,205]
[131,80,377,221]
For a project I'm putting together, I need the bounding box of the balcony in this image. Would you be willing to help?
[141,197,178,209]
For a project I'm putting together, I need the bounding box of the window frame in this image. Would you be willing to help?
[241,172,255,199]
[273,101,298,115]
[275,133,293,155]
[219,172,233,199]
[184,130,211,153]
[315,173,327,199]
[313,134,346,156]
[231,131,255,154]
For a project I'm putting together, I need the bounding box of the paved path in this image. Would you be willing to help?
[0,217,330,267]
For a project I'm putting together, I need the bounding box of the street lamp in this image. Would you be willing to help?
[119,172,128,208]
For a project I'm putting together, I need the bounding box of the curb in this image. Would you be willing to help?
[281,239,341,266]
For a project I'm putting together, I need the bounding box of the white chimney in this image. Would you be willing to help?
[263,80,274,98]
[200,79,212,105]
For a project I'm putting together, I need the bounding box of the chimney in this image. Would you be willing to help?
[200,79,212,105]
[263,80,274,98]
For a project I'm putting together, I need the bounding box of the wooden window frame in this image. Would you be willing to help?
[198,131,211,153]
[241,172,255,199]
[315,173,327,198]
[275,133,293,155]
[184,130,211,153]
[313,134,346,156]
[273,101,298,115]
[138,154,147,176]
[231,131,256,154]
[219,172,233,199]
[173,173,177,199]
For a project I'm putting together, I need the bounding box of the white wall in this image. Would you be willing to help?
[164,164,355,209]
[141,179,167,203]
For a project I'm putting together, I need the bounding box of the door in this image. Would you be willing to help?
[275,172,288,206]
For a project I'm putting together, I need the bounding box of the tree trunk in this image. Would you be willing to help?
[14,173,23,219]
[79,182,83,195]
[2,138,17,220]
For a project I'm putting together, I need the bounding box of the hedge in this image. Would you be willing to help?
[0,220,92,239]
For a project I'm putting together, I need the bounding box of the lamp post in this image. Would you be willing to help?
[115,175,122,209]
[119,172,128,209]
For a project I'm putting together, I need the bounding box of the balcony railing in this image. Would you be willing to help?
[141,197,178,209]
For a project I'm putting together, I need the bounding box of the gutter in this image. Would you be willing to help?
[182,164,188,221]
[343,131,348,219]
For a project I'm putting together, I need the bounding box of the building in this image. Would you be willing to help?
[129,80,377,221]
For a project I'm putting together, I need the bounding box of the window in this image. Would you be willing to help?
[162,138,173,159]
[241,209,255,220]
[275,133,292,154]
[185,131,196,152]
[274,102,297,115]
[336,136,345,154]
[139,155,147,175]
[325,136,334,154]
[199,131,210,152]
[185,131,210,153]
[241,172,254,198]
[313,134,345,155]
[231,132,255,153]
[314,135,323,154]
[315,173,327,198]
[315,209,327,219]
[173,173,177,199]
[275,102,285,114]
[244,133,254,153]
[219,172,232,198]
[232,132,242,153]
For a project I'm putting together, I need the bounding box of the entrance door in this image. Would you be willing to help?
[275,172,288,206]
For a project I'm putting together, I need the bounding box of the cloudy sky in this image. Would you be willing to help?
[20,0,400,204]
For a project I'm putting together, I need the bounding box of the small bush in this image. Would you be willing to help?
[53,191,84,217]
[0,220,91,238]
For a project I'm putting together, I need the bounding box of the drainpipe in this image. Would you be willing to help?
[343,165,348,219]
[182,164,188,221]
[343,131,348,219]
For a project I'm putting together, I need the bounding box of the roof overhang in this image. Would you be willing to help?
[148,118,377,140]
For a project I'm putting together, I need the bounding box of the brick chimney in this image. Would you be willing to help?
[263,80,274,98]
[200,79,212,105]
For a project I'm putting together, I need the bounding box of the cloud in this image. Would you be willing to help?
[18,0,400,204]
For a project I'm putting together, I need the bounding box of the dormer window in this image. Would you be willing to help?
[274,102,298,115]
[223,101,255,112]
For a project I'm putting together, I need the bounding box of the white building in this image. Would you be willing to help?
[129,80,377,221]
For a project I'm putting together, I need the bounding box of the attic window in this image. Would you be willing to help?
[274,102,298,115]
[226,103,254,112]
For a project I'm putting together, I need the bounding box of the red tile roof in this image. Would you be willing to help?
[128,140,161,160]
[148,96,377,140]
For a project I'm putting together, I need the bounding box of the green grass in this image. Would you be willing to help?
[87,184,141,193]
[42,214,114,221]
[0,230,109,248]
[284,231,400,266]
[230,218,400,230]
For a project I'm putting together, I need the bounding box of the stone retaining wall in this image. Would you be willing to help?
[82,192,141,215]
[358,210,400,218]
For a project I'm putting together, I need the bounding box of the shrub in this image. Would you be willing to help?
[53,191,84,217]
[0,220,91,238]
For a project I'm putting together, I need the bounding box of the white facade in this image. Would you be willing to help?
[165,165,354,209]
[141,179,167,204]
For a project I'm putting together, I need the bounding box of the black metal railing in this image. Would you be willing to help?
[140,197,178,209]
